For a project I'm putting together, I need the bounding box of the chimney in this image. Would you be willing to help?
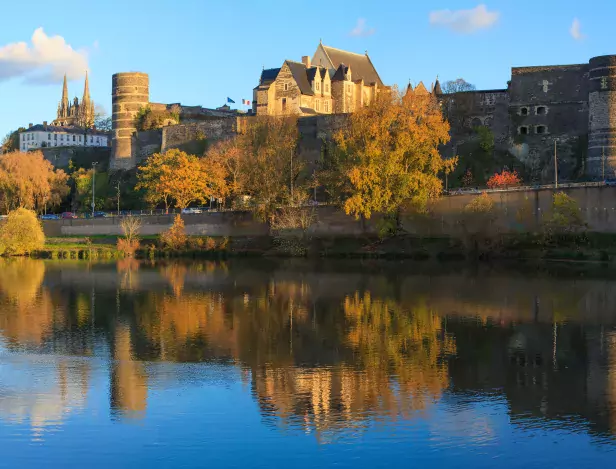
[302,56,311,68]
[28,123,33,128]
[43,121,47,128]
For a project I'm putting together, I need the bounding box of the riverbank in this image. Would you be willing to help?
[33,232,616,264]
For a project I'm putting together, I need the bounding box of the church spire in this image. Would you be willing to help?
[82,71,91,104]
[62,74,69,107]
[78,71,95,128]
[57,73,70,119]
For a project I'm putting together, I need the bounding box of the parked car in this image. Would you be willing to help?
[61,212,78,219]
[93,211,108,218]
[40,214,60,220]
[181,207,203,214]
[605,179,616,187]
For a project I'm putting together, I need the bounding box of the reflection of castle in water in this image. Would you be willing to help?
[1,260,616,442]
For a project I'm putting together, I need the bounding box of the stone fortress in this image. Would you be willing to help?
[110,45,616,181]
[440,55,616,181]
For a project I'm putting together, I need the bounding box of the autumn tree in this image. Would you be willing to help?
[0,151,69,214]
[137,149,228,211]
[486,169,521,189]
[206,138,246,201]
[442,78,476,94]
[320,87,452,223]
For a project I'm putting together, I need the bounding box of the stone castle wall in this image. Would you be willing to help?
[42,185,616,237]
[111,55,616,180]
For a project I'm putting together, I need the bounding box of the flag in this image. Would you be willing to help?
[227,97,235,104]
[242,99,251,105]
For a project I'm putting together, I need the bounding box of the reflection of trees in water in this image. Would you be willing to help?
[0,259,56,346]
[1,260,616,439]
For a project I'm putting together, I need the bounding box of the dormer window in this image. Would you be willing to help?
[324,83,329,93]
[284,83,289,91]
[316,81,320,92]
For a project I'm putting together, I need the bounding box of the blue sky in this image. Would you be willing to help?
[0,0,610,138]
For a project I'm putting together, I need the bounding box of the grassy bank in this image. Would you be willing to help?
[31,232,616,264]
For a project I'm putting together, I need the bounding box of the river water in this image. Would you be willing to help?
[0,258,615,468]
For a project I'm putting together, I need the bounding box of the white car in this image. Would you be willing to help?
[181,208,203,214]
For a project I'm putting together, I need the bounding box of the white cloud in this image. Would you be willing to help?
[429,4,499,34]
[0,28,89,84]
[349,18,376,37]
[570,18,585,40]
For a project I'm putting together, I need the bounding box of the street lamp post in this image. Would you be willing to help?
[92,161,98,217]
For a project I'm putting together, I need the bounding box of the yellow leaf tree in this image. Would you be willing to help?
[205,116,302,220]
[321,87,453,222]
[137,149,228,211]
[0,151,69,214]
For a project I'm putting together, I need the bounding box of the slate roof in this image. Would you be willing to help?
[260,67,280,86]
[22,124,109,136]
[286,61,314,96]
[306,66,327,82]
[321,45,384,86]
[433,79,443,95]
[331,64,348,82]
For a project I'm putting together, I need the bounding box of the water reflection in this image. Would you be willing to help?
[0,259,615,447]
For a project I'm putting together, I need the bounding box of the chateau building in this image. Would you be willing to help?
[254,42,385,116]
[20,123,109,151]
[52,72,95,128]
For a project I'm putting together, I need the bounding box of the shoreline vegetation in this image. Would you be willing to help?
[33,231,616,266]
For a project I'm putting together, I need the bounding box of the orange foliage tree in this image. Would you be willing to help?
[0,151,69,214]
[137,149,229,211]
[320,87,453,220]
[205,116,302,220]
[486,169,521,189]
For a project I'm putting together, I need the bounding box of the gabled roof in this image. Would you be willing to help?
[286,61,314,96]
[317,44,384,86]
[310,67,326,80]
[414,81,429,95]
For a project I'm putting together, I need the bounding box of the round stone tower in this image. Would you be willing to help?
[111,72,149,170]
[588,56,616,178]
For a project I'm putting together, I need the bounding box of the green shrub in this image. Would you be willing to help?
[0,208,45,256]
[544,192,586,234]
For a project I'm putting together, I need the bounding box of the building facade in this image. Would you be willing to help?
[440,54,616,180]
[19,123,109,151]
[254,43,385,116]
[52,72,95,128]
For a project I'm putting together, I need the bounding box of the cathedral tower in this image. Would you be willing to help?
[52,73,95,128]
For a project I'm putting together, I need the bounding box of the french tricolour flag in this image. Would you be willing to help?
[242,99,251,105]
